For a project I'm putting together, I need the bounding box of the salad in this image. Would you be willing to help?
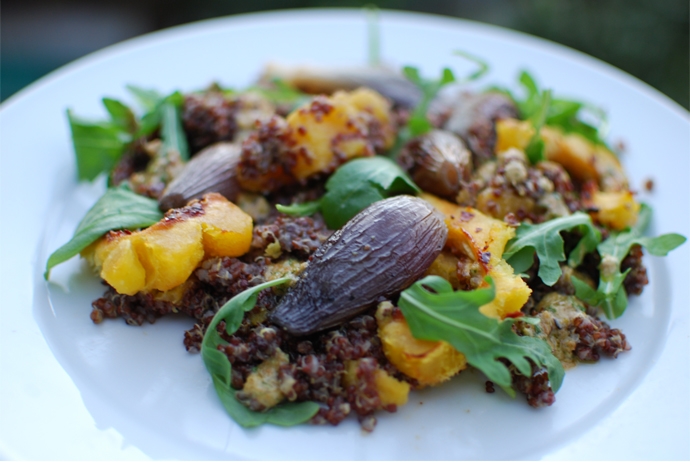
[45,55,686,431]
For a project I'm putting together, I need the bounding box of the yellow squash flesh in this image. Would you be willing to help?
[83,193,253,295]
[591,190,640,230]
[343,357,411,406]
[286,88,395,180]
[376,303,467,387]
[495,118,627,192]
[495,118,535,154]
[422,193,531,319]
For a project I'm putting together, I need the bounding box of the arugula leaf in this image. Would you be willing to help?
[515,71,540,117]
[67,109,134,181]
[573,204,686,319]
[452,50,489,83]
[135,107,162,138]
[159,92,189,161]
[68,86,188,181]
[546,97,609,147]
[492,71,553,164]
[275,200,322,217]
[127,85,166,137]
[320,157,420,228]
[320,185,385,229]
[503,212,601,286]
[102,98,138,133]
[44,185,163,279]
[246,79,310,110]
[524,89,552,164]
[402,66,456,138]
[126,87,189,160]
[398,276,564,395]
[201,278,320,427]
[391,55,486,158]
[496,70,610,148]
[126,85,163,112]
[278,156,420,229]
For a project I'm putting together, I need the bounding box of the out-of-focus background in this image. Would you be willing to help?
[2,0,688,109]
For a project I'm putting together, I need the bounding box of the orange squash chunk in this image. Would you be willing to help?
[287,88,395,180]
[591,190,640,230]
[495,118,534,153]
[496,118,627,192]
[84,193,253,295]
[133,219,204,292]
[376,302,467,387]
[197,194,253,257]
[343,357,411,406]
[99,237,146,295]
[421,193,531,319]
[541,126,627,191]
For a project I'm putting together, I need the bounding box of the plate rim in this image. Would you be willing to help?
[2,8,689,119]
[1,8,688,460]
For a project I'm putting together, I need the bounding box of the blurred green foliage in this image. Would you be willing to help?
[2,0,688,109]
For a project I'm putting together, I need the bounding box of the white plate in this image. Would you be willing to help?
[1,9,688,460]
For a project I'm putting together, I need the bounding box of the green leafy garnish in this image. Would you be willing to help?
[573,204,686,319]
[495,70,609,148]
[365,4,380,67]
[512,71,541,118]
[44,185,163,279]
[277,156,420,229]
[68,86,189,181]
[127,87,189,160]
[102,98,138,133]
[67,103,136,181]
[548,99,609,144]
[246,79,310,109]
[398,276,564,395]
[158,92,189,161]
[496,71,553,163]
[320,157,420,228]
[452,50,489,83]
[524,89,552,164]
[201,278,319,427]
[126,85,163,112]
[127,85,165,137]
[391,55,487,157]
[275,200,322,217]
[503,212,602,286]
[401,66,456,138]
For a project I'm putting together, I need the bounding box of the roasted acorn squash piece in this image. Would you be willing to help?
[496,118,627,192]
[591,190,640,231]
[421,193,531,318]
[343,357,411,407]
[83,193,253,295]
[376,302,467,387]
[287,88,395,180]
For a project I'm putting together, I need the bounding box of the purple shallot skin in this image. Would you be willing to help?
[270,195,447,336]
